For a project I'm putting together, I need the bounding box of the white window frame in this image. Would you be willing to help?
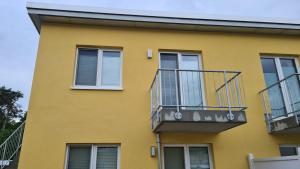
[279,144,300,156]
[72,47,123,90]
[65,144,121,169]
[162,144,214,169]
[261,55,300,117]
[158,52,207,108]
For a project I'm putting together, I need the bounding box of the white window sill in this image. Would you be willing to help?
[271,113,294,122]
[71,86,123,91]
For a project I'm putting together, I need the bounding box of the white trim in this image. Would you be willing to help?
[157,52,162,106]
[253,155,300,162]
[178,52,184,106]
[280,144,300,148]
[64,146,70,169]
[119,51,124,89]
[90,145,95,168]
[184,145,191,169]
[96,49,102,87]
[73,48,123,90]
[72,48,80,90]
[117,146,121,169]
[65,144,121,169]
[71,86,123,90]
[162,144,214,169]
[90,146,96,169]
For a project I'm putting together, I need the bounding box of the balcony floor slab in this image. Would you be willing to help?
[152,108,247,133]
[269,114,300,133]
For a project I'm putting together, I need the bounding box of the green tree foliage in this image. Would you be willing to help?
[0,121,21,144]
[0,86,25,144]
[0,86,23,131]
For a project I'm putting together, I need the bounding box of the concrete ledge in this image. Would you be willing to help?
[270,115,300,133]
[153,108,247,132]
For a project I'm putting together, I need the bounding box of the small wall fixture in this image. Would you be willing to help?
[150,146,156,157]
[147,49,152,59]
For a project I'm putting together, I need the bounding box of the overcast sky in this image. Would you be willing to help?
[0,0,300,110]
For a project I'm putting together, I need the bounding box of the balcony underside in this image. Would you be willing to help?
[269,114,300,133]
[153,108,247,133]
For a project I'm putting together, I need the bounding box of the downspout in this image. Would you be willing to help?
[156,133,161,169]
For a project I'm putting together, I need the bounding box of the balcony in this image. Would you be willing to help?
[150,69,247,133]
[260,73,300,133]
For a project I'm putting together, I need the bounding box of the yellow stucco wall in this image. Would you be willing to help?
[18,22,300,169]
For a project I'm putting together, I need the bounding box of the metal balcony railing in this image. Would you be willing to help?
[0,122,25,169]
[150,69,246,122]
[260,73,300,130]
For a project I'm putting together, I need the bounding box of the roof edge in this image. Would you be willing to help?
[27,2,300,35]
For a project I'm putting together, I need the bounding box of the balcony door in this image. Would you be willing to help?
[160,52,204,108]
[261,56,300,118]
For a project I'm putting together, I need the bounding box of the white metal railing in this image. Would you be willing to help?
[248,153,300,169]
[260,73,300,128]
[150,69,246,121]
[0,122,25,169]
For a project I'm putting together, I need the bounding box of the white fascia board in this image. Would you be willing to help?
[27,2,300,34]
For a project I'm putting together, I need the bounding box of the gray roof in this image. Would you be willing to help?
[27,2,300,35]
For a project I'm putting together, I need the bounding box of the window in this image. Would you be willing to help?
[279,145,300,156]
[66,145,120,169]
[163,144,213,169]
[261,56,300,118]
[159,52,205,107]
[74,48,122,90]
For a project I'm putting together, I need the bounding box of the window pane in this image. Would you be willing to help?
[280,59,297,77]
[164,147,185,169]
[189,147,210,169]
[67,146,91,169]
[160,53,178,69]
[261,58,286,117]
[280,59,300,112]
[261,58,280,86]
[180,55,199,70]
[280,146,298,156]
[180,55,202,107]
[101,51,121,86]
[96,147,118,169]
[75,49,98,86]
[160,53,178,106]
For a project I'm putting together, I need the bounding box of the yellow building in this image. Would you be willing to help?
[17,2,300,169]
